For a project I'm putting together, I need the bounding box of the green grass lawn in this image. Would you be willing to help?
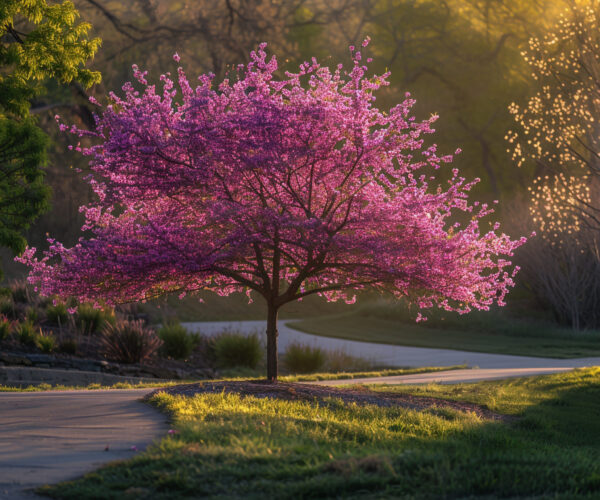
[41,368,600,499]
[288,303,600,358]
[0,366,465,391]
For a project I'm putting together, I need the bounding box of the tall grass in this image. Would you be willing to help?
[282,342,326,373]
[212,330,263,369]
[100,320,162,364]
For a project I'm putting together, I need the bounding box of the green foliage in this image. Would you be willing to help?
[282,342,326,374]
[100,320,162,364]
[0,298,15,318]
[57,337,76,354]
[45,302,68,326]
[0,0,101,279]
[15,320,37,346]
[76,303,114,334]
[42,368,600,499]
[212,331,262,369]
[24,305,39,323]
[35,331,55,352]
[0,0,101,118]
[157,322,198,360]
[0,118,50,267]
[0,316,12,340]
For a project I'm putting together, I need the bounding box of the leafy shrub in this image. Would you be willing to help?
[158,322,199,359]
[0,316,11,341]
[46,303,69,326]
[58,338,78,355]
[100,320,162,364]
[36,332,56,353]
[213,331,262,369]
[16,321,38,347]
[283,342,326,374]
[77,304,114,334]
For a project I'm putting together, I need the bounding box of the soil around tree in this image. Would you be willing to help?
[149,380,514,422]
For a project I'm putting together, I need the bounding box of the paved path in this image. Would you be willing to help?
[310,367,578,386]
[183,320,600,369]
[0,389,167,499]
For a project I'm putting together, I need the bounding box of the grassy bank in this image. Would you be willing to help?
[288,302,600,358]
[41,368,600,499]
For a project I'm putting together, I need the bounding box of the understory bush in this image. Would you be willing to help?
[283,342,326,374]
[77,304,114,334]
[100,320,162,364]
[158,322,198,359]
[16,321,38,347]
[25,306,39,324]
[0,316,11,341]
[46,303,69,326]
[212,331,262,369]
[36,332,56,353]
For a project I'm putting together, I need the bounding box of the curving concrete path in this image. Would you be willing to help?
[182,320,600,370]
[3,319,599,499]
[0,389,168,499]
[311,367,579,386]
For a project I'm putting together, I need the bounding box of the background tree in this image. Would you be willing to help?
[508,2,600,328]
[0,0,100,277]
[21,45,524,380]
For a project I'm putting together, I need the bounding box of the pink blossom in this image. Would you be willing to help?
[19,43,525,325]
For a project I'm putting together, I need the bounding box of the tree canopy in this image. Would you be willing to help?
[0,0,100,277]
[21,43,524,379]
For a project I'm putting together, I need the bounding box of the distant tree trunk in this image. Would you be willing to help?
[266,303,279,382]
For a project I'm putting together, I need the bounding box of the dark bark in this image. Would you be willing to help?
[266,302,278,383]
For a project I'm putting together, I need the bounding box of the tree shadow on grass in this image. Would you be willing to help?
[40,374,600,499]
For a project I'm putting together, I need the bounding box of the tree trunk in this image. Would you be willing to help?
[266,303,279,383]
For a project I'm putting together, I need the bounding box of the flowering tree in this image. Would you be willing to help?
[20,42,524,381]
[507,4,600,329]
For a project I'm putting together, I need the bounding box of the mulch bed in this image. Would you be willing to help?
[148,380,514,422]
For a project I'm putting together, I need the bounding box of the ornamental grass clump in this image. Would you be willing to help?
[213,331,262,369]
[46,302,69,326]
[283,342,326,374]
[0,299,15,319]
[16,321,37,347]
[10,281,29,303]
[36,332,56,353]
[77,303,114,334]
[158,322,198,359]
[0,316,11,341]
[25,306,39,324]
[100,319,162,364]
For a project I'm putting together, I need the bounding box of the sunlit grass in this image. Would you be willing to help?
[0,366,466,391]
[40,368,600,499]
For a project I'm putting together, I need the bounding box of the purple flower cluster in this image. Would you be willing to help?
[19,41,525,317]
